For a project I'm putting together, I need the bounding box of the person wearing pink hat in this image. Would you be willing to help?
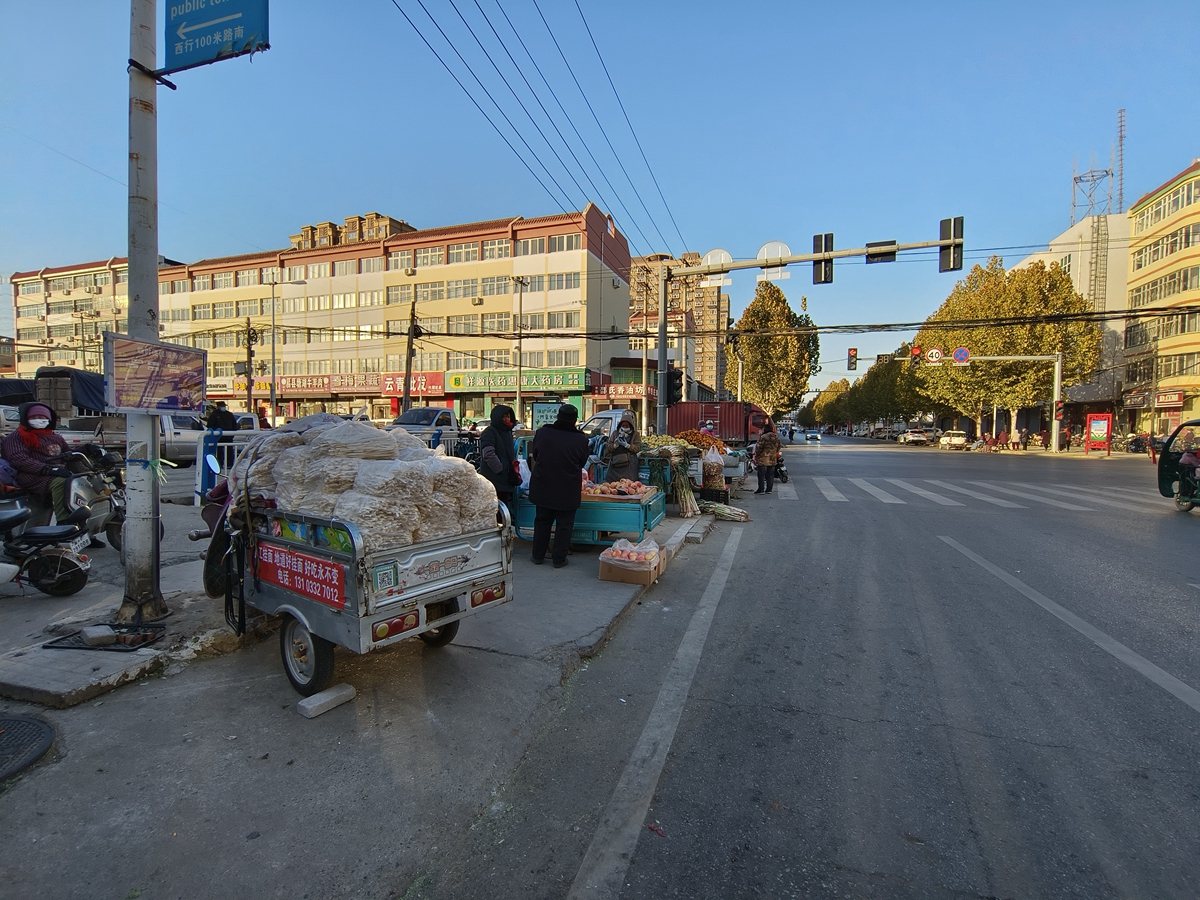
[0,402,82,533]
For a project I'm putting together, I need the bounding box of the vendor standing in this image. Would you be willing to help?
[528,404,590,568]
[0,403,75,528]
[479,404,520,508]
[601,412,642,482]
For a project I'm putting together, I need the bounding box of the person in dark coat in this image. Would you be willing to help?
[0,402,73,527]
[528,404,590,568]
[600,411,642,483]
[206,401,237,431]
[479,404,519,507]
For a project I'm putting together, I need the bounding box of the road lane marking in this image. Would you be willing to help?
[1108,485,1159,498]
[1052,483,1168,509]
[969,481,1094,510]
[775,482,798,500]
[923,480,1025,508]
[1006,482,1154,513]
[848,478,905,504]
[568,529,744,900]
[939,536,1200,715]
[812,476,848,502]
[885,478,964,506]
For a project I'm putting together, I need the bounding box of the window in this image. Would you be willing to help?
[518,313,543,331]
[515,237,545,256]
[387,284,411,305]
[47,300,73,314]
[214,332,238,348]
[524,275,545,292]
[282,361,305,375]
[48,277,70,292]
[16,305,42,319]
[283,296,305,314]
[416,246,444,267]
[482,313,511,333]
[116,271,128,284]
[420,317,446,334]
[49,349,77,361]
[1059,254,1071,277]
[1158,352,1200,380]
[310,328,333,343]
[1133,177,1200,235]
[448,352,478,370]
[95,272,110,286]
[308,359,331,375]
[331,328,358,342]
[192,304,212,320]
[548,233,582,252]
[332,292,358,309]
[212,272,234,289]
[210,361,236,377]
[361,256,384,273]
[481,276,510,296]
[388,250,413,270]
[284,329,307,344]
[483,238,511,259]
[1132,223,1200,272]
[286,265,305,281]
[18,282,42,295]
[47,324,74,337]
[169,308,190,321]
[237,299,260,316]
[307,295,332,311]
[307,263,330,279]
[159,282,171,295]
[548,272,581,290]
[447,242,479,263]
[213,301,236,318]
[261,266,280,285]
[334,259,358,277]
[447,315,480,335]
[17,327,44,340]
[416,281,445,302]
[332,357,355,373]
[548,311,580,329]
[193,333,213,349]
[1128,264,1200,309]
[520,351,544,368]
[547,349,580,367]
[193,274,211,291]
[481,350,510,369]
[446,278,478,299]
[359,290,383,307]
[360,357,382,373]
[171,279,189,294]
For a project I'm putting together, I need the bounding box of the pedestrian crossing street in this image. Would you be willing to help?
[770,477,1172,513]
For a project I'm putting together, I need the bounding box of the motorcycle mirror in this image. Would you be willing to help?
[93,421,104,438]
[205,454,221,474]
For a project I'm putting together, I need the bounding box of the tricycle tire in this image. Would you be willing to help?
[1175,497,1195,512]
[419,598,460,647]
[280,615,335,696]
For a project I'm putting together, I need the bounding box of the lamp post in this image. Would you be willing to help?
[267,278,305,425]
[512,276,528,423]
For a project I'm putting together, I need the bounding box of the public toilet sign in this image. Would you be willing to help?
[163,0,269,75]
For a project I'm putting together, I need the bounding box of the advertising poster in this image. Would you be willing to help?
[1085,413,1113,456]
[103,333,207,414]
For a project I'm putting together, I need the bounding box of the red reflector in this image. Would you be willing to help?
[470,582,505,607]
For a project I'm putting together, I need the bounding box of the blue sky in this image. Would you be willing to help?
[2,1,1198,391]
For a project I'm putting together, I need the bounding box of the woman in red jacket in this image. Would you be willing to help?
[1,402,73,525]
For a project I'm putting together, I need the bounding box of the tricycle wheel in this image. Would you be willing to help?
[1175,497,1195,512]
[419,597,460,647]
[280,615,335,696]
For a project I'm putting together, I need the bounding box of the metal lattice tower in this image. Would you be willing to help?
[1089,214,1109,311]
[1070,155,1113,310]
[1117,109,1126,214]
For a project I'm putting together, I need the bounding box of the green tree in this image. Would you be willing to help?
[814,378,850,425]
[723,282,820,416]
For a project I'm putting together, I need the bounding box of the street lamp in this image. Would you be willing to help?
[266,278,306,425]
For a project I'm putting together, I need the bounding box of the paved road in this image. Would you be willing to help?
[405,438,1200,899]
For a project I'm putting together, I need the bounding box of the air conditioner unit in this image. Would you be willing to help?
[37,315,46,321]
[612,278,620,289]
[471,297,484,306]
[404,267,416,276]
[63,289,71,295]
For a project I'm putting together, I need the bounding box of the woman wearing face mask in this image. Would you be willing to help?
[602,412,642,483]
[478,404,521,508]
[1,403,75,527]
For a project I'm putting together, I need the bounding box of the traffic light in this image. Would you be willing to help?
[847,348,858,371]
[939,216,964,272]
[1054,399,1064,420]
[910,346,922,368]
[813,233,833,284]
[666,367,684,405]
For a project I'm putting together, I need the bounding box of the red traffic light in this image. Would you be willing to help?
[910,346,922,357]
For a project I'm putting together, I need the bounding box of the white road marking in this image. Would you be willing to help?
[1053,483,1168,509]
[940,536,1200,715]
[885,478,964,506]
[848,478,905,504]
[969,481,1094,511]
[1108,485,1160,498]
[1189,584,1200,591]
[775,482,798,500]
[924,480,1025,508]
[1006,482,1154,513]
[568,529,744,900]
[812,476,848,502]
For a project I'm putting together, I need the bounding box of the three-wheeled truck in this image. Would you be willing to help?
[215,501,515,695]
[1158,419,1200,512]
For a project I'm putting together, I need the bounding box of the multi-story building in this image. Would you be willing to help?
[628,253,728,399]
[1122,160,1200,434]
[9,204,631,424]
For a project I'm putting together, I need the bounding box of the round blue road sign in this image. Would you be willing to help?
[953,347,970,363]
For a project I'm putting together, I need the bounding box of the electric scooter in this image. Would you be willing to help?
[0,505,93,596]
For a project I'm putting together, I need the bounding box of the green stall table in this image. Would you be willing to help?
[512,487,666,546]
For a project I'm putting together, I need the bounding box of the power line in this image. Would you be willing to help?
[572,0,687,252]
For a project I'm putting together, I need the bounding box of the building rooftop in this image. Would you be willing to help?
[1129,159,1200,213]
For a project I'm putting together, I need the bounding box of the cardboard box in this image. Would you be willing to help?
[599,558,659,585]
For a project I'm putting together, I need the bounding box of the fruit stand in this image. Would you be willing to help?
[511,485,666,546]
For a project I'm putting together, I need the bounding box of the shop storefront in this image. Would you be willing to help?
[1152,390,1186,436]
[589,381,657,413]
[445,368,591,423]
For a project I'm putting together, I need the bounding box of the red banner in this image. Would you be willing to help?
[590,383,657,400]
[256,543,346,609]
[380,371,446,397]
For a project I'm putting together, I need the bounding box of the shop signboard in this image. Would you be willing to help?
[590,383,658,400]
[278,374,331,395]
[233,375,273,394]
[207,377,234,397]
[1124,392,1149,409]
[1084,413,1113,456]
[380,372,445,397]
[530,402,561,430]
[445,368,590,393]
[1155,390,1185,408]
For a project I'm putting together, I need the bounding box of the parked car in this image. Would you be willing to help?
[805,430,821,442]
[897,429,929,445]
[939,430,969,450]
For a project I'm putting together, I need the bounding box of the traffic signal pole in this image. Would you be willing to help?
[656,265,669,436]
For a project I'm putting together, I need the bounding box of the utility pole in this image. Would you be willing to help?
[513,276,528,422]
[116,0,166,623]
[244,317,258,415]
[401,297,417,412]
[656,264,669,436]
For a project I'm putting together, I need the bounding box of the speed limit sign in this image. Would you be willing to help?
[926,348,943,363]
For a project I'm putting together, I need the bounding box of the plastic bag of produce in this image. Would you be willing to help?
[599,538,660,570]
[293,457,362,515]
[414,490,462,542]
[459,473,501,532]
[279,412,345,435]
[272,445,320,511]
[332,490,418,554]
[308,422,398,460]
[702,446,725,490]
[518,459,531,490]
[391,428,427,451]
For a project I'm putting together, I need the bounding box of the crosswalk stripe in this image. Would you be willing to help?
[1059,483,1166,508]
[1007,482,1157,513]
[775,483,798,500]
[1108,485,1158,498]
[812,476,848,502]
[924,480,1025,507]
[885,478,965,506]
[848,478,905,504]
[970,481,1094,511]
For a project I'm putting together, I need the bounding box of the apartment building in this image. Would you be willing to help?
[9,204,631,424]
[1122,160,1200,434]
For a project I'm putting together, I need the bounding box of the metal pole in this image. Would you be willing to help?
[737,352,744,402]
[1051,351,1063,453]
[641,314,649,428]
[117,0,166,623]
[513,276,526,422]
[244,317,254,414]
[401,297,416,412]
[269,280,277,425]
[656,265,669,436]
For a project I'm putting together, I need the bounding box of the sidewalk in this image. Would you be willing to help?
[0,513,715,708]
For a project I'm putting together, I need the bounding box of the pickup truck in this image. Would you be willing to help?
[386,407,460,449]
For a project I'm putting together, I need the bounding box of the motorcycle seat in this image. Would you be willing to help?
[23,525,81,540]
[0,508,32,529]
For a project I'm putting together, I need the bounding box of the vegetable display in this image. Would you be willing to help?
[673,430,730,455]
[698,501,751,522]
[642,434,691,450]
[583,479,653,497]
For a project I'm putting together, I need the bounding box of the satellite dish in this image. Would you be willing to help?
[699,249,733,288]
[756,241,792,282]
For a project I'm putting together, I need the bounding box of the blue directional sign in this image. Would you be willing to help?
[162,0,269,76]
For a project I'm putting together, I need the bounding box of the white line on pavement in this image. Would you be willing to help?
[885,478,964,506]
[568,528,744,900]
[1052,482,1168,509]
[1006,482,1154,513]
[924,480,1024,507]
[775,482,798,500]
[848,478,905,504]
[812,476,848,502]
[940,536,1200,715]
[969,481,1094,511]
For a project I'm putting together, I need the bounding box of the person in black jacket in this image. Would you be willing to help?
[206,401,237,432]
[479,404,519,507]
[528,404,590,568]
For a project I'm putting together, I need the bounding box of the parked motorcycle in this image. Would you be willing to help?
[61,444,125,549]
[774,457,789,483]
[0,505,92,596]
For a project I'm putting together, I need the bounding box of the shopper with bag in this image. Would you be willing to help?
[479,404,520,508]
[528,404,590,568]
[601,412,642,482]
[753,420,782,495]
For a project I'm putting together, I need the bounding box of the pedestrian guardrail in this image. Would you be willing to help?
[193,430,254,505]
